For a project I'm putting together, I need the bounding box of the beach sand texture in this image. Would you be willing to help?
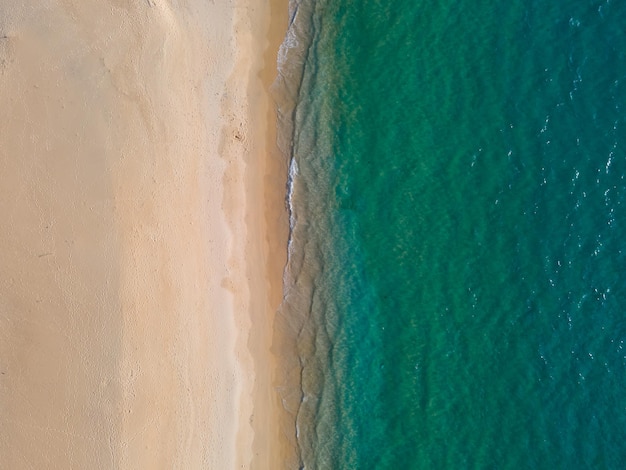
[0,0,288,468]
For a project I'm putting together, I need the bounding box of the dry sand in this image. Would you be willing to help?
[0,0,289,468]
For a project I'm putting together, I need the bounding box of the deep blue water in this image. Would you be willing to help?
[277,0,626,468]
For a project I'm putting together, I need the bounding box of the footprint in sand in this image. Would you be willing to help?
[0,35,13,76]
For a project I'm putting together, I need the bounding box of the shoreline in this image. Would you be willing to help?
[220,0,291,466]
[0,0,291,468]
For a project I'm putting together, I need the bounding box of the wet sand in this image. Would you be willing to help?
[0,0,289,468]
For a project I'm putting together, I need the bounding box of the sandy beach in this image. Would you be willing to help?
[0,0,288,468]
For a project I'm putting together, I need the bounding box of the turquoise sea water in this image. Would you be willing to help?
[276,0,626,468]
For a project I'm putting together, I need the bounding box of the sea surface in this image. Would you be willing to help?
[276,0,626,468]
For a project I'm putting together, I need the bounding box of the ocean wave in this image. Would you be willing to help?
[273,0,319,468]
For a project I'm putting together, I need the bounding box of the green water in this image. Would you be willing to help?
[277,0,626,468]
